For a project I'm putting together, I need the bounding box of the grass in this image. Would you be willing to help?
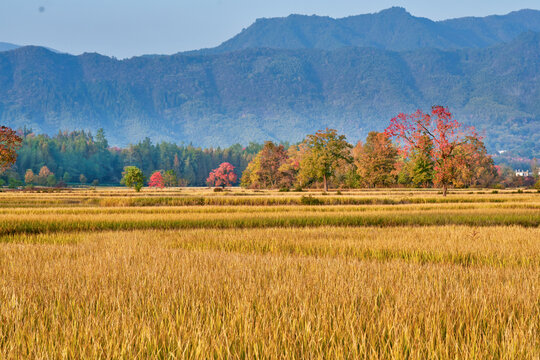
[0,187,538,359]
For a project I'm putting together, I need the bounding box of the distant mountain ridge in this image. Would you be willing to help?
[0,42,20,52]
[200,7,540,53]
[0,8,539,156]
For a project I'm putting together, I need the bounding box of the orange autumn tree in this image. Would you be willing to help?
[385,106,481,196]
[0,126,22,170]
[353,132,398,188]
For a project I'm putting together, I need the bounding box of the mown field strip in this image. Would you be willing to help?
[1,193,537,208]
[1,202,540,215]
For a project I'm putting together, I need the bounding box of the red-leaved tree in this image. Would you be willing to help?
[148,171,165,189]
[0,126,22,171]
[385,106,479,196]
[207,162,237,188]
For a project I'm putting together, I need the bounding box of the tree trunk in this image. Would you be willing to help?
[442,184,448,197]
[323,175,328,192]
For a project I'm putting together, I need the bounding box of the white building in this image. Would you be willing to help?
[514,169,530,177]
[514,169,540,177]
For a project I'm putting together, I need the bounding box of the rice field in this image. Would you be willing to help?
[0,187,539,359]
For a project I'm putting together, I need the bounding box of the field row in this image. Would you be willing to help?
[0,208,539,236]
[4,227,539,267]
[0,190,538,208]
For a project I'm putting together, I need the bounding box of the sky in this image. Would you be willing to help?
[1,0,539,58]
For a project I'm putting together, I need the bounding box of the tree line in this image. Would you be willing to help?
[240,107,505,195]
[1,106,539,193]
[0,128,261,187]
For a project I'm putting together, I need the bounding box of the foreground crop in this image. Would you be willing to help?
[0,188,538,359]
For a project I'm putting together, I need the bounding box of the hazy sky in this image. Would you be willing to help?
[1,0,539,58]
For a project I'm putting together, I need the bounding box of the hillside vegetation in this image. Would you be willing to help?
[0,8,538,155]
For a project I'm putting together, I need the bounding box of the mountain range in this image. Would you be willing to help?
[0,8,539,156]
[0,42,20,52]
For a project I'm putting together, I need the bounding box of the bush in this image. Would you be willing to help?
[293,186,304,192]
[534,180,540,190]
[300,195,323,205]
[213,187,224,192]
[491,190,498,194]
[279,187,290,192]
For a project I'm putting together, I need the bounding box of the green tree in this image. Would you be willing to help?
[163,170,178,187]
[409,135,435,187]
[79,174,87,185]
[46,174,57,187]
[298,128,352,192]
[121,166,145,192]
[63,172,71,183]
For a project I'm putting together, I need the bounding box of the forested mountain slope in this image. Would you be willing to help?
[0,10,538,156]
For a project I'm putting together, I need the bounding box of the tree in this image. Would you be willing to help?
[163,170,178,187]
[0,126,22,170]
[63,172,71,183]
[46,174,57,187]
[207,162,237,188]
[353,132,398,188]
[24,169,35,185]
[240,141,289,189]
[121,166,145,192]
[148,171,165,189]
[454,136,497,188]
[240,153,261,188]
[409,135,435,187]
[298,128,352,192]
[385,106,480,196]
[258,142,289,188]
[38,166,53,186]
[79,174,87,185]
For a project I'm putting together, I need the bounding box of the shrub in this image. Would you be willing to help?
[213,187,224,193]
[300,195,323,205]
[279,188,290,192]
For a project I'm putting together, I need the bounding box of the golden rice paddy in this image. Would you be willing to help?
[0,187,538,358]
